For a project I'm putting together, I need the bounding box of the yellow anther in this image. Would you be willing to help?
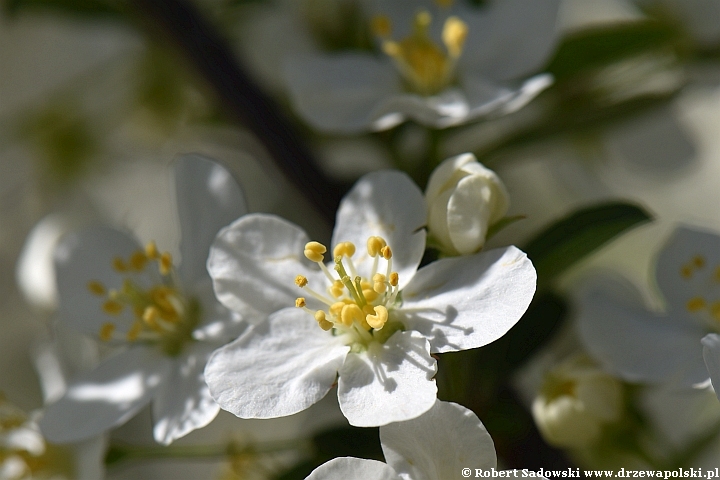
[315,311,334,331]
[330,280,344,298]
[363,288,379,303]
[389,272,399,287]
[333,241,356,259]
[687,297,706,312]
[127,321,142,341]
[295,275,309,287]
[304,241,327,263]
[87,281,106,296]
[367,236,387,257]
[442,16,467,58]
[681,265,693,279]
[113,257,128,272]
[381,245,393,260]
[373,273,388,293]
[711,302,720,322]
[145,241,159,259]
[371,15,392,38]
[159,252,173,275]
[415,10,432,29]
[296,297,307,308]
[693,255,706,268]
[99,322,115,341]
[143,306,160,327]
[330,301,347,317]
[103,300,124,315]
[366,305,389,330]
[130,250,148,271]
[341,304,364,327]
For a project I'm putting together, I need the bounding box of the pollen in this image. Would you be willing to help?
[296,297,307,308]
[87,280,106,296]
[373,273,387,293]
[113,257,128,272]
[693,255,706,268]
[315,310,333,331]
[295,275,309,287]
[341,304,364,327]
[366,305,388,329]
[145,241,159,259]
[442,16,468,58]
[304,241,327,263]
[99,322,115,341]
[381,245,392,260]
[681,265,693,279]
[686,296,706,312]
[389,272,399,287]
[130,250,148,271]
[159,252,173,275]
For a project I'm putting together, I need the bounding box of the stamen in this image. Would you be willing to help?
[87,281,106,296]
[145,241,159,259]
[315,311,334,331]
[103,300,124,315]
[366,305,389,330]
[143,306,161,329]
[367,236,387,257]
[99,322,115,341]
[381,245,392,260]
[340,275,364,306]
[693,255,706,268]
[372,273,387,293]
[130,250,148,271]
[371,15,392,38]
[304,241,327,263]
[333,241,356,259]
[329,280,344,298]
[687,297,706,312]
[295,297,307,308]
[295,275,309,287]
[442,16,467,58]
[159,252,173,275]
[354,276,368,306]
[113,257,128,272]
[712,302,720,322]
[389,272,399,287]
[127,321,143,341]
[341,304,364,327]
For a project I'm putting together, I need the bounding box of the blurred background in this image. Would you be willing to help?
[3,0,720,478]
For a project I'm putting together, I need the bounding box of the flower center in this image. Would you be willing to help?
[88,241,200,356]
[679,254,720,333]
[0,395,74,479]
[372,6,468,96]
[295,236,403,350]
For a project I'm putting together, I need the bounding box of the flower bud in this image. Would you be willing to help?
[425,153,509,255]
[532,356,623,448]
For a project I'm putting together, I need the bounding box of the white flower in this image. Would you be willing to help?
[303,400,497,480]
[425,153,509,255]
[0,395,104,480]
[577,226,720,389]
[204,170,536,427]
[532,355,623,448]
[283,0,559,133]
[37,155,247,445]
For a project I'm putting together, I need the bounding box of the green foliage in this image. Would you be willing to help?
[523,202,652,287]
[3,0,124,18]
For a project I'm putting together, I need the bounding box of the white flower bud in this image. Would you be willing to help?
[425,153,509,255]
[532,356,623,448]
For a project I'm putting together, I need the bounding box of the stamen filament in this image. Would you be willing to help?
[318,261,336,283]
[300,285,336,307]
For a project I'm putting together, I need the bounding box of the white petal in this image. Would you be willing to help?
[74,436,108,480]
[337,331,437,427]
[576,275,709,387]
[284,53,401,133]
[38,347,170,443]
[462,73,553,119]
[381,400,497,480]
[446,175,494,254]
[702,334,720,401]
[459,0,561,81]
[400,246,536,354]
[189,277,246,343]
[54,226,145,337]
[654,226,720,317]
[207,214,324,323]
[152,343,221,445]
[174,154,247,284]
[333,171,426,290]
[306,457,401,480]
[204,308,349,419]
[376,89,471,129]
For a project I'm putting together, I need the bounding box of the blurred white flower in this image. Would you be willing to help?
[425,153,509,255]
[283,0,560,133]
[702,334,720,401]
[577,226,720,389]
[38,155,247,445]
[304,400,497,480]
[532,355,623,448]
[204,170,536,427]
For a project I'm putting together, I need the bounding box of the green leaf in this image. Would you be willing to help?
[523,202,652,285]
[547,21,680,81]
